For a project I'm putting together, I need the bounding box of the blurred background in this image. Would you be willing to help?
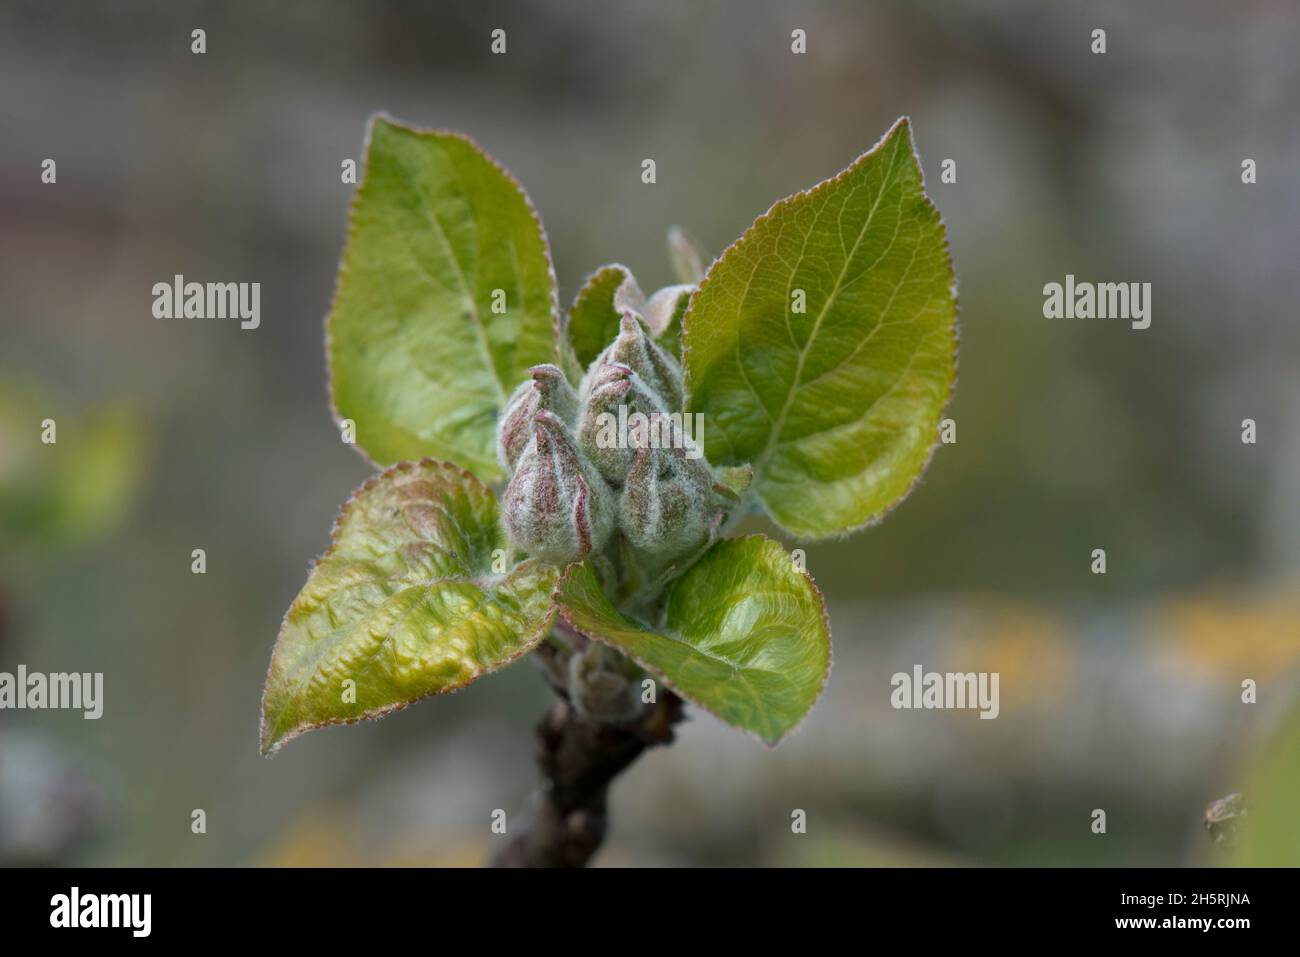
[1,0,1297,866]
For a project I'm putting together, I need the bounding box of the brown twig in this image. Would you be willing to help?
[491,687,683,867]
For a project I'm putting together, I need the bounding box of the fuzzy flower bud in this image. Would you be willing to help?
[585,313,684,414]
[575,362,668,486]
[618,435,718,568]
[502,410,614,565]
[496,364,579,473]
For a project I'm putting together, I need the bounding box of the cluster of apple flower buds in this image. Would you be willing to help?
[499,313,730,573]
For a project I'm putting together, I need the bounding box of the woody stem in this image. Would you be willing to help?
[490,681,683,867]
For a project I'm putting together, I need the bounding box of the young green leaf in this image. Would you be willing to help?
[329,116,560,480]
[643,284,693,359]
[563,264,643,375]
[683,117,957,539]
[554,535,830,744]
[261,459,557,755]
[667,225,708,285]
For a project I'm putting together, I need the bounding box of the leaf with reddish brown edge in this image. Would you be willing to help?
[261,459,558,755]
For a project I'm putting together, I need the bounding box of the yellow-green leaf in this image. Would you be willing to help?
[562,263,642,375]
[554,536,830,744]
[261,460,557,755]
[643,283,693,360]
[667,225,708,285]
[683,117,957,539]
[328,116,560,479]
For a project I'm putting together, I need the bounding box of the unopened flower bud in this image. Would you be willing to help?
[586,313,684,414]
[619,436,717,568]
[502,410,614,565]
[575,362,668,485]
[496,364,579,473]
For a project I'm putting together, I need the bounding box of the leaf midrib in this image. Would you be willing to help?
[622,623,786,736]
[392,152,509,406]
[751,142,905,479]
[620,617,790,681]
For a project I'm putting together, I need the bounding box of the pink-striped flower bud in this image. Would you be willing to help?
[496,364,579,474]
[618,435,718,568]
[584,313,684,414]
[502,410,614,566]
[575,362,668,485]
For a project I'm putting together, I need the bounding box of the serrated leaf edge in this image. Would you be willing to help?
[681,117,960,542]
[259,457,556,756]
[324,114,562,476]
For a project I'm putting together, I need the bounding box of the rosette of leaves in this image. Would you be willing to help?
[261,115,957,757]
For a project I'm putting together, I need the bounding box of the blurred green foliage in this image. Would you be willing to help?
[1232,691,1300,866]
[0,377,145,566]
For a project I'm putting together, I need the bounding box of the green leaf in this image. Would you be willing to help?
[711,463,754,502]
[554,535,830,744]
[563,263,643,375]
[328,116,560,480]
[261,459,558,755]
[683,117,957,539]
[643,284,693,359]
[667,225,708,284]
